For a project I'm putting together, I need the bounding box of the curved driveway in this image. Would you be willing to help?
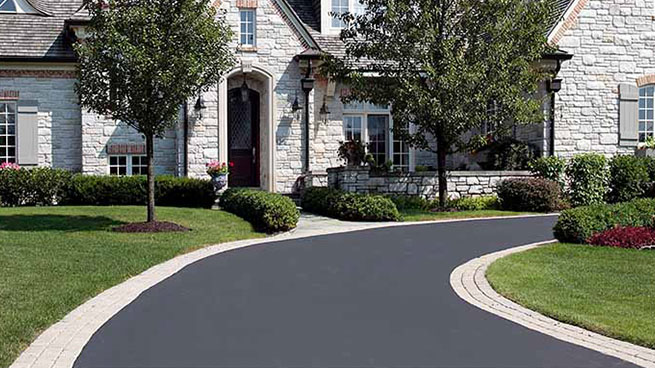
[75,216,637,367]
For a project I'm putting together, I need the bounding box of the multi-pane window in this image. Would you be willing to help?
[344,115,362,141]
[0,0,16,12]
[109,155,147,176]
[367,115,388,167]
[0,102,16,164]
[483,100,500,136]
[639,86,655,142]
[239,9,256,47]
[393,125,410,171]
[331,0,348,28]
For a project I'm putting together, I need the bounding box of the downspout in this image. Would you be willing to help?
[549,59,562,157]
[303,61,312,173]
[183,102,189,177]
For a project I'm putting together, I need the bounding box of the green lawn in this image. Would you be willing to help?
[0,206,264,368]
[487,243,655,349]
[400,209,529,222]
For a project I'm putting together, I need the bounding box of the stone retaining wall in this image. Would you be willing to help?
[326,167,533,199]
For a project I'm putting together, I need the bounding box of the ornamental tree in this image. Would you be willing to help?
[76,0,235,223]
[323,0,553,207]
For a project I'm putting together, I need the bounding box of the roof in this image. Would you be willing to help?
[0,0,83,61]
[547,0,575,34]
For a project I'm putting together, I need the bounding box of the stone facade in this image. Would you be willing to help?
[327,166,532,200]
[553,0,653,157]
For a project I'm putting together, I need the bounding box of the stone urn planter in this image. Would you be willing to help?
[211,173,228,192]
[636,148,655,157]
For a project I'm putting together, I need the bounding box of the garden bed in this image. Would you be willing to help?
[487,243,655,349]
[0,206,263,368]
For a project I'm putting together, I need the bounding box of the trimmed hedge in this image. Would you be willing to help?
[0,167,72,206]
[219,188,299,233]
[566,153,608,207]
[302,187,400,222]
[388,195,435,211]
[450,195,499,211]
[608,155,649,203]
[64,175,217,208]
[496,178,562,213]
[553,198,655,243]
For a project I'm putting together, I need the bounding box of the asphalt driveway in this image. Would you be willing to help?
[75,216,638,367]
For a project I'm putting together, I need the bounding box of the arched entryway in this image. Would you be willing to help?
[227,88,260,187]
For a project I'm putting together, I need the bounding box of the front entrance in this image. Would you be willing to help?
[228,88,260,187]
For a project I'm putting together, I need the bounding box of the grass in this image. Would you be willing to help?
[0,206,264,368]
[400,209,529,222]
[487,243,655,349]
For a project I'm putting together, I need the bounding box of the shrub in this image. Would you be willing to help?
[608,155,649,203]
[65,175,216,208]
[553,198,655,243]
[566,153,608,207]
[450,195,499,211]
[0,166,72,206]
[388,195,435,211]
[529,156,566,188]
[219,188,299,233]
[496,178,562,212]
[641,156,655,181]
[587,226,655,249]
[302,187,400,222]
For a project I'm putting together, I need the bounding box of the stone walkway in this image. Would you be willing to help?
[451,241,655,368]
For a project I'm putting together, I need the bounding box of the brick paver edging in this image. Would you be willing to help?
[450,241,655,368]
[10,213,556,368]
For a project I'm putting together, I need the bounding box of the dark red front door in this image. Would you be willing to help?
[228,88,260,187]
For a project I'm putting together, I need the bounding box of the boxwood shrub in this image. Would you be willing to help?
[0,167,72,206]
[219,188,299,233]
[553,198,655,243]
[566,153,608,207]
[450,195,499,211]
[496,178,562,213]
[302,187,400,222]
[608,155,649,203]
[64,174,216,208]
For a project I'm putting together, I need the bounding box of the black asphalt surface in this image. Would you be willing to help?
[75,216,637,367]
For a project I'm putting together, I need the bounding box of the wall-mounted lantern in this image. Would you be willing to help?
[547,78,562,93]
[292,91,301,112]
[194,95,206,119]
[319,97,330,122]
[240,73,250,103]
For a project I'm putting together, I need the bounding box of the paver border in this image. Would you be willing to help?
[450,241,655,368]
[10,213,555,368]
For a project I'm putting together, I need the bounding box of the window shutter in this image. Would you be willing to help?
[16,100,39,165]
[619,83,639,147]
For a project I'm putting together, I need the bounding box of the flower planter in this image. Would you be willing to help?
[211,173,229,192]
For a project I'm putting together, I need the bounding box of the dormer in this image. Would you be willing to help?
[319,0,363,35]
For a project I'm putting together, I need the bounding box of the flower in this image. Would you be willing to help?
[206,161,231,176]
[0,162,20,171]
[229,162,234,167]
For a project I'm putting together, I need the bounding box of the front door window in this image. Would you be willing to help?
[228,88,260,187]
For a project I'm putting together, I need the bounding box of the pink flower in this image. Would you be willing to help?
[0,162,20,170]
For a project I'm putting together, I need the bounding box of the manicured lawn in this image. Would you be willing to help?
[0,206,264,368]
[400,209,529,222]
[487,243,655,349]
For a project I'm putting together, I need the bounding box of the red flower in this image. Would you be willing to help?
[229,162,234,167]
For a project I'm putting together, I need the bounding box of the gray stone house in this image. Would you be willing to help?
[0,0,649,195]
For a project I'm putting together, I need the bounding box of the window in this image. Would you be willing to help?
[331,0,348,28]
[109,154,147,176]
[0,0,16,12]
[239,9,256,47]
[343,101,409,171]
[483,100,500,136]
[0,102,16,164]
[639,86,655,142]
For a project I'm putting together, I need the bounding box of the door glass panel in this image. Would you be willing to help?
[229,96,252,150]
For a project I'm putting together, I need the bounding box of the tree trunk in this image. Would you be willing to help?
[146,133,156,223]
[436,139,448,208]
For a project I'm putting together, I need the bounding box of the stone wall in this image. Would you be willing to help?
[554,0,652,157]
[327,167,532,199]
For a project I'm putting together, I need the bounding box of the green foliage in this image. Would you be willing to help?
[450,195,499,211]
[338,140,367,166]
[566,153,609,207]
[220,188,300,233]
[641,157,655,181]
[302,187,400,222]
[322,0,551,204]
[529,156,567,188]
[608,155,649,203]
[496,178,562,213]
[0,167,72,206]
[553,199,655,244]
[388,195,435,211]
[479,138,536,170]
[64,175,216,208]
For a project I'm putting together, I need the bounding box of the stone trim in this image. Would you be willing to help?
[0,70,77,79]
[637,75,655,87]
[236,0,258,8]
[548,0,589,46]
[451,241,655,368]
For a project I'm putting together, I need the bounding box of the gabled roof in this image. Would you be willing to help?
[547,0,575,34]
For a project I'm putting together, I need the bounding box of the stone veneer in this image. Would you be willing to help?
[553,0,654,157]
[327,167,532,200]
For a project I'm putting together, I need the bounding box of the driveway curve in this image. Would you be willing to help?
[75,216,637,367]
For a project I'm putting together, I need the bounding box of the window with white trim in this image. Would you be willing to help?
[331,0,348,28]
[239,9,256,47]
[639,85,655,142]
[0,102,16,164]
[343,101,409,171]
[109,154,147,176]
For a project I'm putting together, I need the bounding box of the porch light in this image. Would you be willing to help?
[319,98,330,120]
[194,95,206,120]
[301,77,315,93]
[547,78,562,93]
[292,92,301,112]
[240,73,249,103]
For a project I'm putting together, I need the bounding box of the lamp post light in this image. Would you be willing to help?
[546,78,563,157]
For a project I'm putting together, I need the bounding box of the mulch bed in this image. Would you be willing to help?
[112,221,190,233]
